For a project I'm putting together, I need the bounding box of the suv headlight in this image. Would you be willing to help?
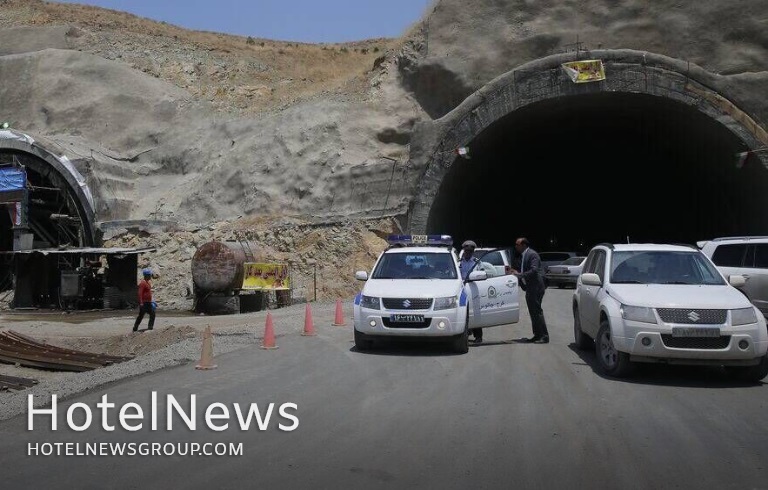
[620,304,657,324]
[434,296,458,311]
[731,307,758,326]
[360,295,381,310]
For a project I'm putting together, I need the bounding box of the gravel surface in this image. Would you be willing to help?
[0,300,346,421]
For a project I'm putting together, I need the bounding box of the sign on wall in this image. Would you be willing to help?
[0,166,26,203]
[242,263,291,290]
[562,60,606,83]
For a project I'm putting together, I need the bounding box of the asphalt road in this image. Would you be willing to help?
[1,288,767,489]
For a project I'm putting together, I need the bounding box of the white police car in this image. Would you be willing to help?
[353,235,520,353]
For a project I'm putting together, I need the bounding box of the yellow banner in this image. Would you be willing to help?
[562,60,605,83]
[242,263,291,290]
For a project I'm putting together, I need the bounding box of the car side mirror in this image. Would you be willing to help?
[728,274,746,288]
[468,270,487,282]
[355,271,368,281]
[581,273,602,287]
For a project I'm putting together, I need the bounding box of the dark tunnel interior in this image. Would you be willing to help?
[427,92,768,255]
[0,210,11,250]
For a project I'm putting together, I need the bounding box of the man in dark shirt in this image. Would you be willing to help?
[133,268,155,332]
[512,238,549,343]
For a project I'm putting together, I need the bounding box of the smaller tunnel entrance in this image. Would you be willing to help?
[427,92,768,253]
[1,138,98,299]
[1,150,91,250]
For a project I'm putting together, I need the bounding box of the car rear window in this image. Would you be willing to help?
[711,244,747,267]
[540,253,572,262]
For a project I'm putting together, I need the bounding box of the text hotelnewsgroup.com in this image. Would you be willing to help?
[28,442,244,457]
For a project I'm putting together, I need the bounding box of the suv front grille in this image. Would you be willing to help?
[661,335,731,349]
[382,318,432,329]
[382,298,433,310]
[656,308,727,324]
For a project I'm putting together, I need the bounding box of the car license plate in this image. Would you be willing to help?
[671,327,721,338]
[390,314,424,323]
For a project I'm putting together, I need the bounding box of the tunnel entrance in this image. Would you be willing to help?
[427,92,768,253]
[0,131,96,252]
[1,133,98,295]
[408,51,768,254]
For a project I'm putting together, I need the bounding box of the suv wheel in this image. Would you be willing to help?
[450,328,469,354]
[595,320,633,377]
[573,306,593,350]
[725,354,768,382]
[354,329,374,351]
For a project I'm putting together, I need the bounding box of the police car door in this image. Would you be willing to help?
[466,268,520,329]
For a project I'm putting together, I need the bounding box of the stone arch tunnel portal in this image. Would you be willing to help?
[417,53,768,254]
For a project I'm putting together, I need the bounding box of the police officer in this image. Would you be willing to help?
[459,240,484,343]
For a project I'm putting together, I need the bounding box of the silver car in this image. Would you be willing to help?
[545,256,586,288]
[698,237,768,317]
[539,251,578,287]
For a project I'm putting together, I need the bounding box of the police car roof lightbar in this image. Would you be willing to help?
[387,235,453,246]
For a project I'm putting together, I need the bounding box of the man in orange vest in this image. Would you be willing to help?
[133,268,156,332]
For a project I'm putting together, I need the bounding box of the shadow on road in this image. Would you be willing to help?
[350,340,465,357]
[568,343,766,388]
[469,340,517,347]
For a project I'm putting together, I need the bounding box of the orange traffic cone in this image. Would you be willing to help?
[332,299,347,326]
[195,325,218,370]
[301,303,317,336]
[261,312,278,350]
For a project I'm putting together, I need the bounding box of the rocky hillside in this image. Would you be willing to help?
[0,0,429,226]
[0,0,398,116]
[2,0,766,307]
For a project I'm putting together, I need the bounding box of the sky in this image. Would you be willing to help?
[54,0,434,43]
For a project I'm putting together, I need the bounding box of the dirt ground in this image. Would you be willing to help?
[0,299,346,386]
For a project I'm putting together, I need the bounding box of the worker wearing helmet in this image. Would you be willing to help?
[133,268,156,332]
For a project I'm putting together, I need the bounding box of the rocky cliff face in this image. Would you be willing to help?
[400,0,768,119]
[0,1,427,226]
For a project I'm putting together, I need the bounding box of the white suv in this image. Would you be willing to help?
[573,243,768,380]
[353,235,520,353]
[698,237,768,318]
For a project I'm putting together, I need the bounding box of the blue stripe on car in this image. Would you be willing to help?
[459,290,467,306]
[354,293,362,305]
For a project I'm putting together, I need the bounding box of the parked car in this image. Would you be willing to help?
[353,235,520,353]
[545,256,587,288]
[572,243,768,380]
[539,251,579,287]
[698,236,768,318]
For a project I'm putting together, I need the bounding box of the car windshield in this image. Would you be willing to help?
[610,251,726,285]
[372,252,457,280]
[562,257,586,266]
